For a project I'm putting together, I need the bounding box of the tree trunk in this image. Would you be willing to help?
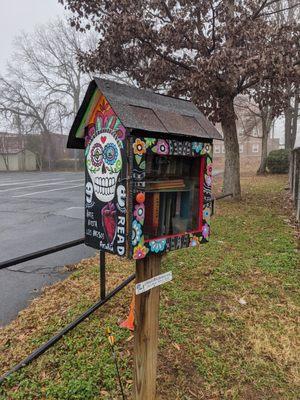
[257,107,272,175]
[289,87,299,186]
[291,87,299,149]
[221,97,241,200]
[42,131,56,170]
[284,82,293,152]
[285,104,293,151]
[257,131,268,175]
[1,155,9,171]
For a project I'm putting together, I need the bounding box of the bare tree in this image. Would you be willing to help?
[12,19,93,117]
[0,74,67,169]
[25,135,43,171]
[0,18,93,169]
[0,133,11,171]
[236,95,275,174]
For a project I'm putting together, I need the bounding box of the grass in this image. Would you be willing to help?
[0,174,299,399]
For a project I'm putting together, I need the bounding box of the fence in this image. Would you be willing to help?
[291,135,300,221]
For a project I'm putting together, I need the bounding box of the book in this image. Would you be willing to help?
[158,192,166,236]
[164,194,172,234]
[144,192,160,237]
[146,179,185,191]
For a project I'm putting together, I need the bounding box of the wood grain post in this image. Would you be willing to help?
[134,254,162,400]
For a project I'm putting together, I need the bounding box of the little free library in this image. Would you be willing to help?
[67,78,222,258]
[68,78,222,399]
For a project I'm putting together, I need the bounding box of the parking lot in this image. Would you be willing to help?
[0,171,96,326]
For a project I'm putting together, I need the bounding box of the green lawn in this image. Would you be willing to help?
[0,174,299,399]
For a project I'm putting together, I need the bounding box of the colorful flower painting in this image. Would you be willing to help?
[133,243,149,259]
[192,142,203,153]
[132,220,142,246]
[207,163,213,176]
[152,139,169,155]
[149,239,166,253]
[103,143,119,165]
[205,175,212,187]
[134,203,145,223]
[203,208,210,219]
[201,143,211,155]
[145,137,156,148]
[189,236,199,247]
[202,223,210,239]
[116,127,126,142]
[133,138,146,155]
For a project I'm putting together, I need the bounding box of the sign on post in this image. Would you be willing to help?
[136,271,173,295]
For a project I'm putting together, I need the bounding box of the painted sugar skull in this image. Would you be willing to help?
[86,126,123,203]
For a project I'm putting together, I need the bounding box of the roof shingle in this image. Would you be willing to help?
[67,78,222,149]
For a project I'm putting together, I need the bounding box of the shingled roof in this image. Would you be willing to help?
[67,78,222,149]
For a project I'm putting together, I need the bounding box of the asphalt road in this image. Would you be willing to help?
[0,172,96,327]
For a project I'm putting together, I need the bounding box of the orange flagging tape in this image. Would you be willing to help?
[120,295,135,331]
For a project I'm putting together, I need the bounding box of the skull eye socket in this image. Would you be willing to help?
[103,143,118,165]
[90,143,103,168]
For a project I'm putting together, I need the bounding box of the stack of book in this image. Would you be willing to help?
[145,179,185,191]
[144,179,192,238]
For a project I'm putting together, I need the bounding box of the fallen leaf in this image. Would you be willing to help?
[172,342,180,351]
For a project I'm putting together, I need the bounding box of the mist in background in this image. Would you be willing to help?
[0,0,286,142]
[0,0,64,71]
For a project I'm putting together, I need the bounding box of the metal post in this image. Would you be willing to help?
[100,251,106,300]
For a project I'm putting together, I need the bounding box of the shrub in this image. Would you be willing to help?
[266,149,289,174]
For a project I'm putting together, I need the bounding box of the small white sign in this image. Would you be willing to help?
[135,271,173,295]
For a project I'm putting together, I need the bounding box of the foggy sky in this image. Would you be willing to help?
[0,0,64,71]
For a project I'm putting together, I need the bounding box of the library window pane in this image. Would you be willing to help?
[144,154,201,240]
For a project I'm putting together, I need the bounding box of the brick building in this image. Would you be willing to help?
[213,121,280,171]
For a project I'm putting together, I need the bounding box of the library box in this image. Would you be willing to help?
[67,78,222,259]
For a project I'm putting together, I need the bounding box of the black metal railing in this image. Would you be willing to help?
[0,237,127,384]
[0,273,135,384]
[0,238,85,271]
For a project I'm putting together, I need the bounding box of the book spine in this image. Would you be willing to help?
[152,192,160,234]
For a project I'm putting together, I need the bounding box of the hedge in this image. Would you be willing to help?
[266,149,289,174]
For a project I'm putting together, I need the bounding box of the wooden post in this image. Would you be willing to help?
[134,254,162,400]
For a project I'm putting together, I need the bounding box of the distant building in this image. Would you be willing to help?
[0,132,73,171]
[213,136,280,160]
[213,117,280,170]
[0,133,37,171]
